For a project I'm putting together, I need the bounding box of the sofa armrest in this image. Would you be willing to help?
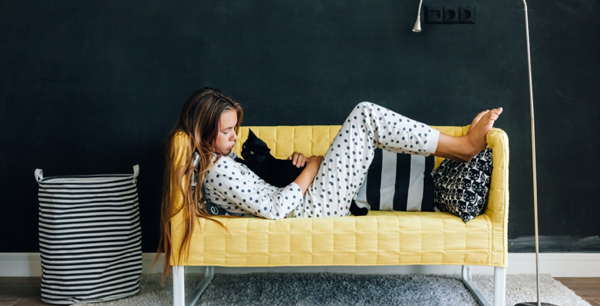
[482,128,509,266]
[434,126,509,267]
[483,128,510,219]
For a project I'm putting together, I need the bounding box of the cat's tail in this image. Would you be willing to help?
[350,200,368,216]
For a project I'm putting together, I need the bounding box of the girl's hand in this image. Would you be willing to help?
[288,151,308,167]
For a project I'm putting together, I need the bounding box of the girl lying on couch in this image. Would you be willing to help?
[157,87,502,274]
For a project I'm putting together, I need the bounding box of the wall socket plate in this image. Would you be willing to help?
[425,6,444,24]
[444,6,459,24]
[424,5,475,24]
[459,6,476,24]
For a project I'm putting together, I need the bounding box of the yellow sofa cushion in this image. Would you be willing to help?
[170,126,508,268]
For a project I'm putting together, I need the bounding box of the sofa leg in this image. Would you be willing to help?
[461,265,492,306]
[172,266,215,306]
[186,266,214,306]
[173,266,185,306]
[493,267,506,306]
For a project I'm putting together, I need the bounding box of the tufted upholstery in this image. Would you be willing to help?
[170,126,509,268]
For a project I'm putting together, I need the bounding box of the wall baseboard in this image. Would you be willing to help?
[2,252,599,277]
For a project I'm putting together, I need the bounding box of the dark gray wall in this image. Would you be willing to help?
[1,0,599,253]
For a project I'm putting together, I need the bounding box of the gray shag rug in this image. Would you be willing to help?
[74,273,591,306]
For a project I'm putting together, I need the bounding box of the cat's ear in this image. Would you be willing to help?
[248,129,257,139]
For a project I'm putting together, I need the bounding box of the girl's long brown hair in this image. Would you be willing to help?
[154,87,243,280]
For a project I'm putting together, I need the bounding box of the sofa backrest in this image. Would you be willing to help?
[233,126,342,158]
[234,125,475,168]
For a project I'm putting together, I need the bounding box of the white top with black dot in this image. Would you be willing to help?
[203,152,305,220]
[203,102,440,220]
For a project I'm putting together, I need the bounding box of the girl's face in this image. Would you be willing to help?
[214,109,238,155]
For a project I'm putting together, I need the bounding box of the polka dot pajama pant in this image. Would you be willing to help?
[302,102,440,218]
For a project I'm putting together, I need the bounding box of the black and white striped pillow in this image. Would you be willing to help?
[354,149,435,212]
[36,165,142,305]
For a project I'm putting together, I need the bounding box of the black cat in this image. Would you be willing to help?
[235,129,304,188]
[235,129,368,216]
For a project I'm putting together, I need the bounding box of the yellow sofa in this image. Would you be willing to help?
[171,125,509,306]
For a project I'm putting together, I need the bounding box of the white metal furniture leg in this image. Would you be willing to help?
[494,267,506,306]
[173,266,185,306]
[172,266,215,306]
[185,266,214,306]
[461,265,491,306]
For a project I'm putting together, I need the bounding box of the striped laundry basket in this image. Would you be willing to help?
[35,165,142,305]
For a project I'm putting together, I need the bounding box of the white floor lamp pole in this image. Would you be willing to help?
[514,1,556,306]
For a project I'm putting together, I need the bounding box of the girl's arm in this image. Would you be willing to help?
[204,157,304,220]
[294,156,323,194]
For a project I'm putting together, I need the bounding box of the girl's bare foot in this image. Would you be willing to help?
[467,110,490,134]
[433,108,503,162]
[464,107,503,159]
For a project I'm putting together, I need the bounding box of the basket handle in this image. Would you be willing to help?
[34,169,43,185]
[133,164,140,179]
